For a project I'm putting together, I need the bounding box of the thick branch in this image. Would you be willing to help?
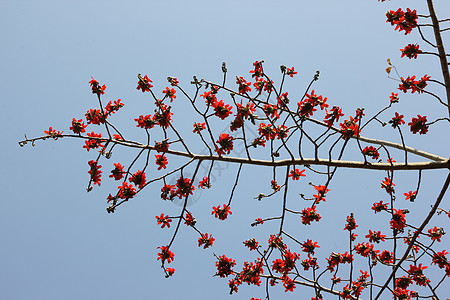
[305,119,447,162]
[427,0,450,116]
[19,135,449,171]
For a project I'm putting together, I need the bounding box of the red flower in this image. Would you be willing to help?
[44,127,63,140]
[404,190,417,201]
[378,250,394,264]
[238,259,264,286]
[392,287,412,299]
[215,255,236,278]
[175,176,195,199]
[313,185,330,204]
[398,76,417,93]
[165,268,175,277]
[289,168,306,180]
[137,74,153,92]
[276,125,289,139]
[301,205,321,225]
[344,213,358,231]
[105,99,124,114]
[198,177,211,189]
[372,201,388,213]
[167,76,179,86]
[89,77,106,95]
[398,75,429,94]
[251,137,266,148]
[212,100,233,120]
[229,116,241,132]
[228,279,239,294]
[408,263,430,286]
[358,270,370,283]
[300,256,317,271]
[253,77,265,92]
[340,284,353,299]
[387,158,396,164]
[263,104,279,119]
[200,91,217,106]
[401,44,422,59]
[263,80,274,92]
[155,154,168,170]
[135,114,156,129]
[386,8,417,35]
[129,170,146,189]
[431,250,449,269]
[428,226,444,242]
[389,92,399,103]
[184,211,196,226]
[83,132,104,151]
[193,122,206,134]
[326,252,352,272]
[365,230,386,243]
[324,106,344,127]
[354,243,378,259]
[390,209,407,232]
[276,92,289,107]
[70,118,87,134]
[332,276,341,284]
[117,182,137,199]
[408,115,428,134]
[258,123,277,140]
[155,213,172,228]
[243,238,259,251]
[298,90,328,117]
[215,133,234,155]
[153,103,173,128]
[249,60,264,78]
[271,180,280,192]
[154,139,169,153]
[282,275,296,292]
[236,76,251,94]
[381,177,395,194]
[389,112,405,129]
[43,127,54,135]
[161,184,176,200]
[157,245,174,263]
[106,194,115,204]
[88,160,102,186]
[395,276,413,289]
[162,87,176,102]
[339,116,360,139]
[416,75,430,92]
[361,146,380,160]
[85,108,106,125]
[286,67,297,77]
[268,234,286,250]
[253,218,264,225]
[235,100,256,121]
[198,233,215,249]
[109,163,124,180]
[349,282,364,298]
[404,236,420,254]
[301,239,320,255]
[112,133,123,140]
[386,8,403,25]
[212,205,232,220]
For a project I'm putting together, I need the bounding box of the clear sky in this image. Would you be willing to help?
[1,0,449,299]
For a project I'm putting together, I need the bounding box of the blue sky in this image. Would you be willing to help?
[1,0,449,299]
